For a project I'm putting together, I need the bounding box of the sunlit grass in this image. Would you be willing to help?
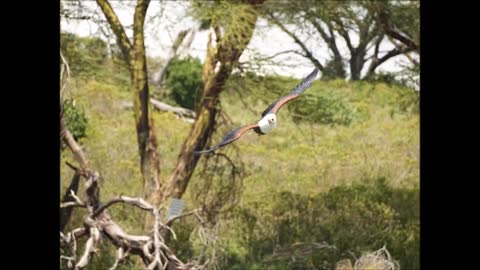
[60,67,419,269]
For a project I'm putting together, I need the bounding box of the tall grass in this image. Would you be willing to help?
[60,44,419,269]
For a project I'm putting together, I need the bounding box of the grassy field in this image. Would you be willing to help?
[60,55,419,269]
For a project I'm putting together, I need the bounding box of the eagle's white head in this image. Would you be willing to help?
[258,113,277,133]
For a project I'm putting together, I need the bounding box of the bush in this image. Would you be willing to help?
[61,98,88,149]
[165,56,203,110]
[225,178,419,270]
[317,178,419,270]
[61,32,109,78]
[394,86,419,115]
[289,88,369,126]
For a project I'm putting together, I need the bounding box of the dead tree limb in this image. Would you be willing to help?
[150,98,196,122]
[60,173,83,231]
[60,48,90,231]
[61,190,86,209]
[59,43,205,269]
[121,98,196,123]
[60,166,202,270]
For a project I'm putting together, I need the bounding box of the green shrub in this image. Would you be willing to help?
[225,178,419,270]
[62,98,88,148]
[165,56,203,110]
[61,32,109,78]
[289,88,369,126]
[394,86,419,115]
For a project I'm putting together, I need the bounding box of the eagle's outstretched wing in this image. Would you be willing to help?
[194,123,259,155]
[261,68,319,117]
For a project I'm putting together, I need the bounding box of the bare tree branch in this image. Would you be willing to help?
[387,36,419,66]
[267,12,325,72]
[253,49,302,62]
[60,176,192,269]
[385,28,418,50]
[93,195,154,218]
[333,18,354,52]
[61,190,86,209]
[366,45,415,76]
[378,9,418,50]
[75,226,101,269]
[60,165,198,269]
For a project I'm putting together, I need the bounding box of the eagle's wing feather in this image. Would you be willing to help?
[194,123,259,154]
[261,68,319,117]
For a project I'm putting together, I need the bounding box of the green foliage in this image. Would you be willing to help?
[223,178,419,270]
[322,59,347,80]
[189,0,258,49]
[365,72,399,85]
[318,178,419,269]
[62,98,88,146]
[290,88,368,126]
[394,86,419,115]
[60,32,130,86]
[387,1,420,48]
[165,56,203,110]
[61,33,108,76]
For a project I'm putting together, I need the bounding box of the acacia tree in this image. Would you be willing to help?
[262,1,419,80]
[161,0,265,203]
[93,0,264,228]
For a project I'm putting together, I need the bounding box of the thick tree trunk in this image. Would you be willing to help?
[350,51,366,81]
[159,1,263,205]
[97,0,160,203]
[131,0,160,200]
[131,54,160,197]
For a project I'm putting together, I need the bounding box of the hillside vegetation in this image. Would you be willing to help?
[60,34,419,270]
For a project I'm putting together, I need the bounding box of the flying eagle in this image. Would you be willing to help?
[194,68,319,155]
